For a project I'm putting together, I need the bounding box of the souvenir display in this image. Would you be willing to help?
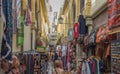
[111,40,120,74]
[17,52,48,74]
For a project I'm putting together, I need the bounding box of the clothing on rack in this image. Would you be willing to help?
[81,57,100,74]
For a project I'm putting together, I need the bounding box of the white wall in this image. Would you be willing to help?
[91,0,107,17]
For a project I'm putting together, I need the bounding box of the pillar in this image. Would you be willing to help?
[86,17,94,34]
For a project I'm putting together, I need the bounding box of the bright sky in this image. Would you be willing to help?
[46,0,65,28]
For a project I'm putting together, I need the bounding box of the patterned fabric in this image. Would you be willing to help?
[67,43,71,71]
[1,0,13,62]
[89,29,98,45]
[108,0,120,27]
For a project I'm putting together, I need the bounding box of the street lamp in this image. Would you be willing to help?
[58,16,74,25]
[58,16,64,24]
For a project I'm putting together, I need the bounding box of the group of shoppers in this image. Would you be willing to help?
[51,59,82,74]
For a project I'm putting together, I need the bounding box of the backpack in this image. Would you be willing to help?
[99,59,106,73]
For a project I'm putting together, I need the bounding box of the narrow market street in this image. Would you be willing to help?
[0,0,120,74]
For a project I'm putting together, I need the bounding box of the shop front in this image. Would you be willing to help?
[82,5,111,74]
[93,8,111,73]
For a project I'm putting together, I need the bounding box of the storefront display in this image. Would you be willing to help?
[80,56,100,74]
[17,52,48,74]
[111,40,120,74]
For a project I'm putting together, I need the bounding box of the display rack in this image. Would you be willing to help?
[111,40,120,74]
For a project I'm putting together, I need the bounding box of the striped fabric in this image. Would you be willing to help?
[108,0,120,28]
[1,0,13,62]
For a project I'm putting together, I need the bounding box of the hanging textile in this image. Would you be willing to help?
[68,28,74,41]
[12,0,17,34]
[25,3,32,26]
[108,0,120,28]
[16,0,21,28]
[105,44,110,57]
[100,27,107,41]
[1,0,13,62]
[67,42,71,71]
[89,29,98,46]
[81,57,100,74]
[17,16,24,46]
[84,35,89,46]
[78,15,88,35]
[96,27,103,43]
[21,53,48,74]
[73,23,79,39]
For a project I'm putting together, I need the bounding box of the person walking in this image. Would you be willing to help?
[52,60,65,74]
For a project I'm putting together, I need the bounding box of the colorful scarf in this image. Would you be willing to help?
[1,0,13,62]
[108,0,120,27]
